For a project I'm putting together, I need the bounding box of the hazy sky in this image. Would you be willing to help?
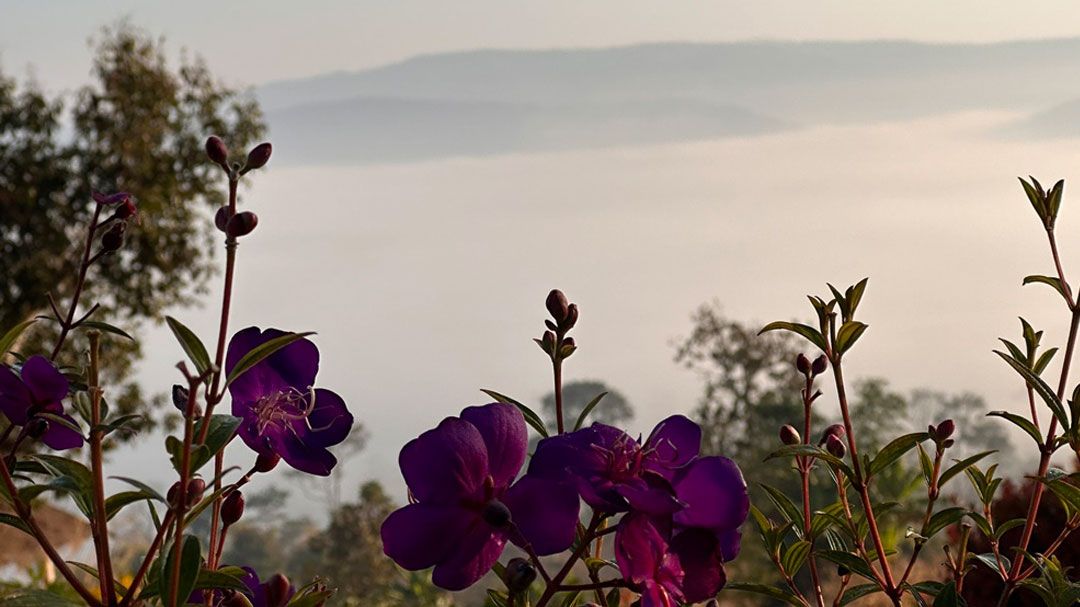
[5,1,1080,91]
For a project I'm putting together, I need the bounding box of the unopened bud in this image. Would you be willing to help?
[779,424,801,445]
[935,419,956,441]
[172,385,189,412]
[811,355,828,375]
[186,478,206,506]
[167,481,182,508]
[564,303,579,329]
[226,211,258,238]
[820,424,846,445]
[546,290,569,322]
[795,353,811,375]
[215,206,233,233]
[826,434,846,459]
[942,439,954,449]
[563,337,576,349]
[206,136,230,167]
[481,500,512,528]
[101,222,126,252]
[111,198,138,221]
[264,574,291,607]
[254,453,280,473]
[244,143,273,172]
[222,490,245,526]
[505,557,537,593]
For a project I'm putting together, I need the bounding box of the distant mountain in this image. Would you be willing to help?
[1001,99,1080,139]
[267,96,788,165]
[257,39,1080,164]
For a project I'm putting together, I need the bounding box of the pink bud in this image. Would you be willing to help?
[254,453,281,473]
[779,424,801,445]
[226,211,258,238]
[222,491,245,526]
[206,136,229,167]
[244,143,273,171]
[546,289,569,321]
[795,354,811,375]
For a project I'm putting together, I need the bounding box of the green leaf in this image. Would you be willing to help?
[868,432,928,477]
[0,512,32,535]
[835,321,869,355]
[110,476,165,502]
[759,483,804,531]
[766,444,854,480]
[105,491,153,521]
[224,331,315,388]
[28,454,94,519]
[1034,347,1059,374]
[924,507,968,538]
[999,338,1026,364]
[759,321,828,352]
[1042,478,1080,514]
[161,534,201,607]
[0,589,81,606]
[818,550,878,582]
[1023,275,1070,302]
[76,320,135,341]
[191,414,242,471]
[781,540,812,573]
[165,316,212,374]
[988,411,1043,446]
[65,562,129,597]
[481,389,548,438]
[839,584,882,606]
[724,582,806,606]
[847,278,870,314]
[573,392,608,431]
[938,451,996,488]
[1047,179,1065,222]
[972,553,1009,579]
[0,318,37,358]
[1020,177,1048,221]
[485,590,509,607]
[994,350,1070,430]
[932,580,965,606]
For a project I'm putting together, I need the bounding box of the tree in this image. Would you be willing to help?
[0,23,265,433]
[540,379,632,429]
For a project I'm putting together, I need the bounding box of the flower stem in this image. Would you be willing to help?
[87,332,116,605]
[535,514,603,607]
[50,203,103,360]
[119,510,175,607]
[553,356,565,434]
[167,377,200,606]
[799,376,825,607]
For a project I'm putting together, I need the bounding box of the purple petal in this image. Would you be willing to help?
[304,388,353,448]
[400,416,488,503]
[381,503,476,571]
[226,327,319,402]
[503,475,580,555]
[460,403,526,488]
[273,431,337,476]
[670,528,727,601]
[716,527,742,561]
[672,456,749,531]
[431,518,507,591]
[234,408,274,457]
[0,366,32,425]
[21,356,68,404]
[615,512,667,583]
[615,476,682,516]
[38,411,84,450]
[644,415,701,477]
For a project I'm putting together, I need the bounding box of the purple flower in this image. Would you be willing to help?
[527,415,701,514]
[615,455,749,605]
[381,403,580,591]
[0,356,83,450]
[226,327,353,476]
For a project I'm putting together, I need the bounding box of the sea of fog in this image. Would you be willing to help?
[105,111,1080,518]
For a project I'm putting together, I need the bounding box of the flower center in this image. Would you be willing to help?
[481,499,512,528]
[250,387,314,436]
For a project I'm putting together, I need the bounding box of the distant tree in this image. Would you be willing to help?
[220,486,318,577]
[0,22,265,434]
[541,379,632,429]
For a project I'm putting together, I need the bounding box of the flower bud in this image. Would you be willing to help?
[935,419,956,441]
[795,353,811,375]
[505,557,537,593]
[222,490,245,525]
[546,289,569,322]
[264,574,291,607]
[167,481,182,508]
[172,385,189,412]
[563,337,576,349]
[215,206,233,233]
[26,418,49,439]
[564,303,579,329]
[111,198,138,221]
[820,424,846,445]
[481,500,512,528]
[206,136,230,167]
[779,424,801,445]
[244,143,273,172]
[226,211,258,238]
[811,355,828,375]
[101,222,126,252]
[254,452,280,473]
[826,434,846,459]
[186,478,206,506]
